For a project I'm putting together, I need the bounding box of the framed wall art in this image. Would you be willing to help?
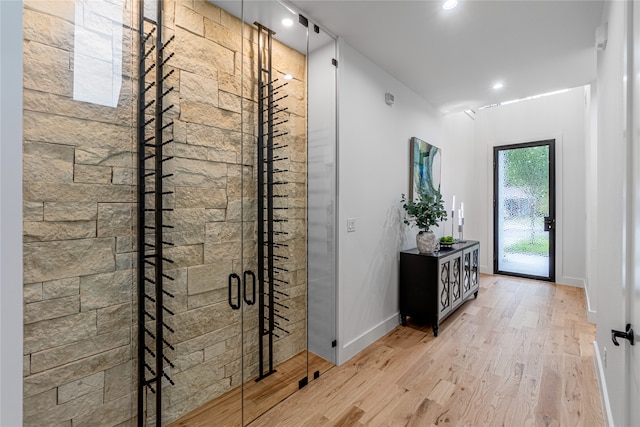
[410,137,441,199]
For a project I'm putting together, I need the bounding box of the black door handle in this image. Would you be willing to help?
[544,216,554,231]
[611,324,635,346]
[243,271,256,305]
[228,273,241,310]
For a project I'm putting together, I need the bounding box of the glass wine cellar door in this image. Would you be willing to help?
[21,0,337,425]
[138,0,337,425]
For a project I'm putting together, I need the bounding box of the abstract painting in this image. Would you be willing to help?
[410,137,441,199]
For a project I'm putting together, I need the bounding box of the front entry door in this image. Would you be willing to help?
[494,140,556,281]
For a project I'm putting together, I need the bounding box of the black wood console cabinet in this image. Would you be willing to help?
[400,241,480,336]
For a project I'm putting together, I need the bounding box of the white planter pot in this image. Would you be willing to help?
[416,231,438,253]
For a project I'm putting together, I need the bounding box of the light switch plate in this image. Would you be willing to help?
[347,218,356,232]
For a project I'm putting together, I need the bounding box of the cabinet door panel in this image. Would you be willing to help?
[462,251,472,299]
[451,255,462,309]
[439,259,452,318]
[471,247,480,292]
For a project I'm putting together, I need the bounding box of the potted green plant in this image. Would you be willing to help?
[401,189,448,253]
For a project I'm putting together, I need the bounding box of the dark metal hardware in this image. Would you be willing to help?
[299,377,308,389]
[544,216,554,231]
[611,324,635,346]
[228,273,241,310]
[244,270,256,305]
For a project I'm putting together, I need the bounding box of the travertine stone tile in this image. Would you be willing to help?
[167,157,228,188]
[98,203,133,237]
[74,164,113,184]
[186,261,231,295]
[180,70,218,106]
[97,303,132,335]
[24,295,79,325]
[175,4,204,36]
[80,269,133,312]
[174,187,227,209]
[104,361,133,402]
[57,371,105,404]
[24,221,96,242]
[24,141,74,183]
[24,283,44,304]
[44,202,98,222]
[25,182,132,204]
[24,311,97,355]
[24,238,115,283]
[31,329,131,374]
[24,201,44,221]
[23,41,73,97]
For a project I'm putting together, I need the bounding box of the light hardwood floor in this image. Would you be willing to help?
[169,352,334,426]
[249,274,604,426]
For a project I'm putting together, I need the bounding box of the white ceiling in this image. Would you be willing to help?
[286,0,604,113]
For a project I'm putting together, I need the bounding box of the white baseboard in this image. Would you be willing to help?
[593,341,614,427]
[558,276,585,288]
[584,285,597,324]
[480,265,492,275]
[337,313,399,365]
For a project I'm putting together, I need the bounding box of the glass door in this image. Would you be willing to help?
[494,140,556,281]
[240,1,310,424]
[307,19,338,371]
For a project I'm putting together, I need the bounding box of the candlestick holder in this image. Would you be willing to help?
[458,218,466,243]
[451,210,455,238]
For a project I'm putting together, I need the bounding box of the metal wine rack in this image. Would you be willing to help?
[137,0,175,425]
[255,22,292,381]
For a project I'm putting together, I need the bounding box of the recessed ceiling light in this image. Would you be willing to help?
[284,74,293,80]
[443,0,458,10]
[493,82,504,90]
[282,18,293,27]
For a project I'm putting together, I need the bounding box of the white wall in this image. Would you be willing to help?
[442,112,480,248]
[593,1,628,424]
[336,40,445,363]
[474,87,588,287]
[0,1,24,425]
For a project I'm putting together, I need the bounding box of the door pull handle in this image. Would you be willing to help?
[228,273,241,310]
[243,271,256,305]
[611,324,635,346]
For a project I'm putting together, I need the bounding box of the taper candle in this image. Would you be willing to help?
[458,209,462,225]
[452,195,456,212]
[460,202,464,219]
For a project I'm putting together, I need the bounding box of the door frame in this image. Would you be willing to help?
[493,139,556,282]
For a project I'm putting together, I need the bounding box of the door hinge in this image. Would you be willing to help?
[332,340,337,348]
[299,14,308,28]
[314,24,320,34]
[332,58,338,67]
[299,376,308,389]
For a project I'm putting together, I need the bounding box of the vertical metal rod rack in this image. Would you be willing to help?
[137,0,176,424]
[255,23,292,381]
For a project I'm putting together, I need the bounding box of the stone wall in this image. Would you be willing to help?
[22,0,137,425]
[22,0,307,425]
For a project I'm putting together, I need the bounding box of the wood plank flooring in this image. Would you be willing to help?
[249,274,604,427]
[169,351,334,427]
